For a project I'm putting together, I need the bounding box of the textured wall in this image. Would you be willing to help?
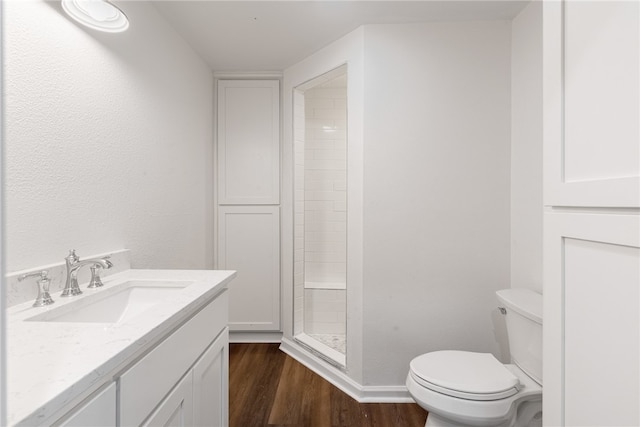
[362,21,512,386]
[4,1,214,272]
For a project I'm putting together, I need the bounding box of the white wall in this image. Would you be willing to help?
[361,21,512,386]
[511,1,543,294]
[4,1,214,272]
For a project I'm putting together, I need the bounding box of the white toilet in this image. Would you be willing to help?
[406,289,543,427]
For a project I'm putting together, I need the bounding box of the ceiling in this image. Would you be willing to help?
[152,1,529,72]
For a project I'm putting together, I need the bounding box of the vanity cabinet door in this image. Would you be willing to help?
[57,382,116,427]
[193,328,229,426]
[141,372,194,427]
[119,292,227,426]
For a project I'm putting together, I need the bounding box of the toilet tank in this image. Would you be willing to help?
[496,289,542,385]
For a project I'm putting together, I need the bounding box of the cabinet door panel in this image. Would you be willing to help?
[218,206,280,330]
[57,383,115,427]
[544,213,640,426]
[543,1,640,207]
[193,328,229,426]
[142,372,193,427]
[218,80,280,205]
[119,292,227,426]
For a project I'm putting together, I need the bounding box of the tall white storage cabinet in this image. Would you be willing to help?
[543,2,640,426]
[217,80,281,332]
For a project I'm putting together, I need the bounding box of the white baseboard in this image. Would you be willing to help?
[229,331,283,343]
[358,385,415,403]
[279,337,414,403]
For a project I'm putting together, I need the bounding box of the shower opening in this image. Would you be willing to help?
[293,65,347,367]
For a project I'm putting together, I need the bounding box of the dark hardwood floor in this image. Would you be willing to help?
[229,343,427,427]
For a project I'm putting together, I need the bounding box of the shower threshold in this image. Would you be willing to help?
[294,332,345,368]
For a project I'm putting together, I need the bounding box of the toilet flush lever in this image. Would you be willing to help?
[19,270,55,307]
[498,307,507,315]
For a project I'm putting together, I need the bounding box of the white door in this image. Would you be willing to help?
[218,206,281,331]
[543,1,639,208]
[217,80,280,205]
[216,79,281,333]
[543,1,640,425]
[193,328,229,427]
[544,213,639,426]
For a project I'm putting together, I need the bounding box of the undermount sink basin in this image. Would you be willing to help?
[26,280,192,324]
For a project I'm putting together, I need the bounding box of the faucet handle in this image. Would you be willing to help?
[87,257,113,289]
[18,270,55,307]
[19,270,49,282]
[88,265,105,288]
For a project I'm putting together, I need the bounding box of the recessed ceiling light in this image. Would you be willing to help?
[61,0,129,33]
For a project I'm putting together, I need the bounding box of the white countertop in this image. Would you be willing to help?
[6,269,236,426]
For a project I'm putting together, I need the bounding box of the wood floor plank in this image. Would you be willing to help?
[303,368,332,427]
[229,343,427,427]
[363,403,427,427]
[268,355,306,424]
[330,386,364,426]
[268,353,334,426]
[230,343,287,427]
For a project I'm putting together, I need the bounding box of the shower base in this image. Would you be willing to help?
[309,333,346,354]
[294,332,345,367]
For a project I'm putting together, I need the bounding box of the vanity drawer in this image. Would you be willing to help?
[119,290,228,426]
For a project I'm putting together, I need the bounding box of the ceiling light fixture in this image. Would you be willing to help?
[61,0,129,33]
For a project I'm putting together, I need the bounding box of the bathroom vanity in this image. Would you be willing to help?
[6,269,236,426]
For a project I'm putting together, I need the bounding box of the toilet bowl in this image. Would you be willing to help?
[406,289,543,427]
[407,351,542,427]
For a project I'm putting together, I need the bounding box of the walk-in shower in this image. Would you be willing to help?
[293,65,347,367]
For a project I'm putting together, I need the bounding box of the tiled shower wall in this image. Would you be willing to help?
[304,289,346,335]
[293,71,348,338]
[303,76,347,286]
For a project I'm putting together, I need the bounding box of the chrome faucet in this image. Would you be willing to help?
[62,250,113,297]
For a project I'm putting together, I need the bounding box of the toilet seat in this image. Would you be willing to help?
[409,351,520,401]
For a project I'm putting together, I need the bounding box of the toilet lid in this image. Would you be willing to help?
[410,351,520,400]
